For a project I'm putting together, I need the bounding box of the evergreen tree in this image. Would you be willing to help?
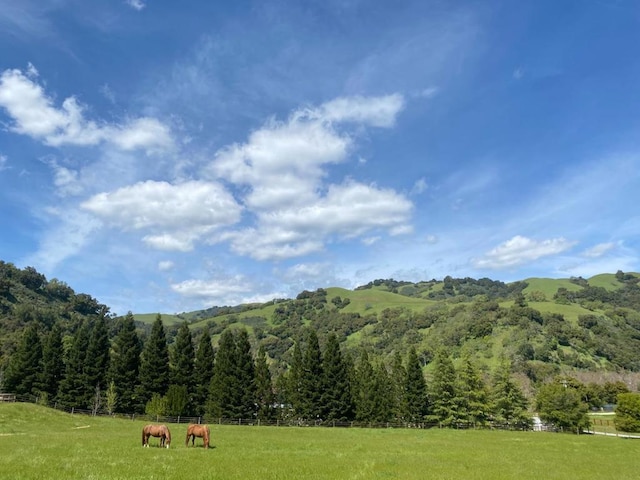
[390,351,408,422]
[193,326,215,415]
[208,329,238,418]
[355,349,376,422]
[39,323,64,399]
[288,341,304,416]
[429,349,457,426]
[404,347,428,423]
[84,315,110,407]
[372,361,394,422]
[170,322,195,414]
[57,320,90,408]
[320,333,353,422]
[255,345,274,421]
[299,328,323,421]
[455,354,489,426]
[4,323,42,397]
[108,312,142,413]
[234,329,256,418]
[137,314,170,407]
[490,360,531,429]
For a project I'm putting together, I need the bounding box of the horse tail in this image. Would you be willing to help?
[164,425,171,448]
[142,426,145,446]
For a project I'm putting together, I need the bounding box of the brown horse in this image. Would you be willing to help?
[185,423,210,449]
[142,424,171,448]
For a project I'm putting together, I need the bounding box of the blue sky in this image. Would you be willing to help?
[1,0,639,315]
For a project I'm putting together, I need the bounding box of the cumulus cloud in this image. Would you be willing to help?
[473,235,576,269]
[0,67,172,151]
[170,276,283,306]
[207,94,413,260]
[82,180,242,251]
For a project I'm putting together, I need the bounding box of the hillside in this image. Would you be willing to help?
[2,262,640,386]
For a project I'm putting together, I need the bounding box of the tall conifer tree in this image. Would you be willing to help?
[193,326,214,415]
[455,354,489,426]
[254,345,274,420]
[390,351,408,422]
[321,333,353,421]
[171,322,195,388]
[299,328,323,421]
[208,329,238,418]
[84,315,111,407]
[4,323,42,397]
[138,314,170,407]
[490,360,531,429]
[355,350,376,422]
[429,349,457,426]
[404,347,428,423]
[57,320,90,408]
[234,329,256,418]
[108,312,141,412]
[39,323,64,399]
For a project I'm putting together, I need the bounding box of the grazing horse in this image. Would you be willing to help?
[142,424,171,448]
[185,423,210,449]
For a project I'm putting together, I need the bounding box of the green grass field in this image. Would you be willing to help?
[1,403,638,480]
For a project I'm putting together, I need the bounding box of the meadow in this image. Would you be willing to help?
[1,403,639,480]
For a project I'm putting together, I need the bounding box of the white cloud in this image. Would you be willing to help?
[205,94,413,261]
[158,260,174,271]
[473,235,577,269]
[170,276,283,306]
[0,67,172,151]
[582,242,616,258]
[126,0,146,11]
[317,94,405,127]
[0,154,7,171]
[82,180,242,251]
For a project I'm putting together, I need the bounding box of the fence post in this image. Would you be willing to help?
[178,415,180,424]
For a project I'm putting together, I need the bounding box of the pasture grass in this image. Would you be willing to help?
[1,403,639,480]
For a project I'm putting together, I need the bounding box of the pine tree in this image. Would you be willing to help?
[321,333,353,422]
[254,345,274,421]
[193,326,214,415]
[208,329,238,418]
[57,320,90,408]
[490,360,531,429]
[39,323,64,399]
[429,349,457,426]
[137,314,170,407]
[109,312,142,413]
[234,329,256,419]
[288,341,304,416]
[299,328,323,421]
[372,361,394,422]
[404,347,428,423]
[170,321,195,414]
[390,351,408,422]
[455,354,489,426]
[355,349,376,422]
[4,323,42,397]
[84,315,110,407]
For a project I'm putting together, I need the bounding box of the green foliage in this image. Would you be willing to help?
[254,345,274,420]
[193,326,214,415]
[165,384,189,416]
[137,314,170,405]
[145,392,167,417]
[39,323,64,398]
[108,313,141,413]
[3,323,42,396]
[535,379,590,433]
[320,333,353,421]
[490,361,531,429]
[429,349,457,426]
[404,347,428,422]
[614,393,640,432]
[56,321,90,408]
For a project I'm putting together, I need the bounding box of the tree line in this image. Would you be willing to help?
[3,312,536,428]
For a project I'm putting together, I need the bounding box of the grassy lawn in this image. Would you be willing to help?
[1,403,639,480]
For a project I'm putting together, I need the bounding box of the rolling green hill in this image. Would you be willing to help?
[2,261,640,386]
